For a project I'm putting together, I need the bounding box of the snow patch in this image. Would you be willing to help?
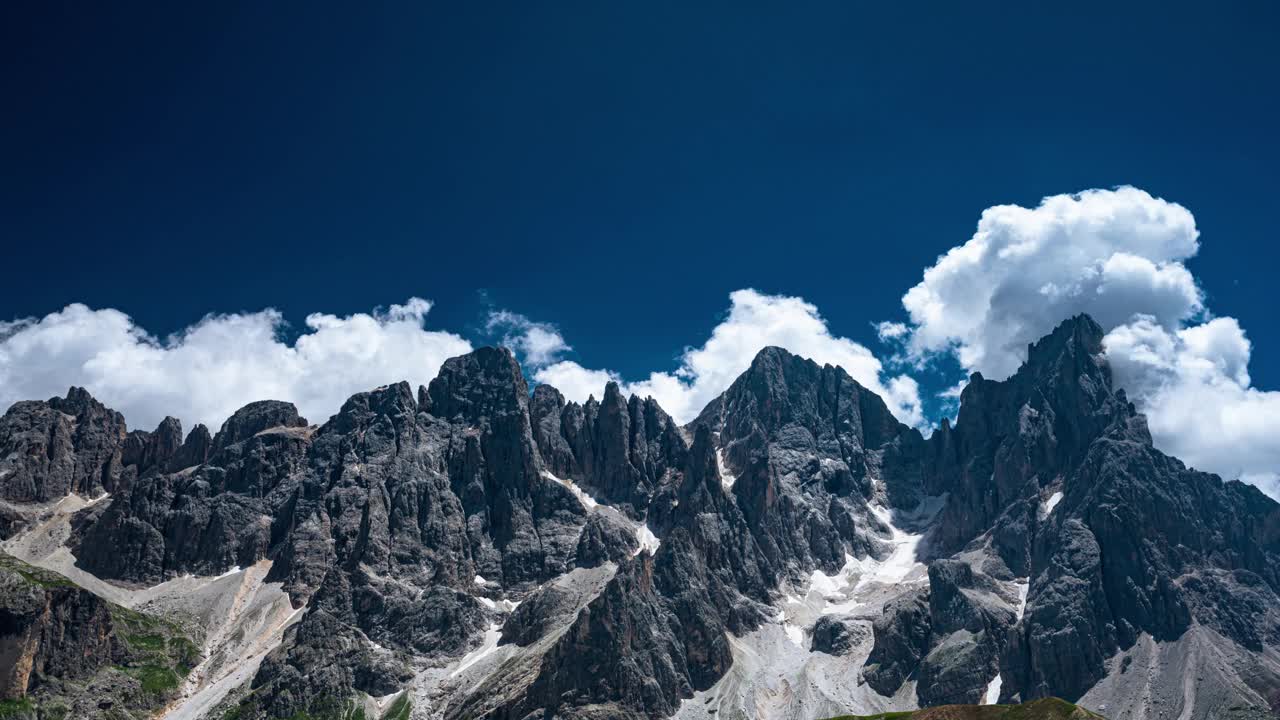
[864,503,928,584]
[783,622,805,646]
[1015,580,1030,621]
[634,523,661,556]
[807,554,863,602]
[772,605,807,647]
[473,574,486,585]
[82,492,110,507]
[1042,491,1064,517]
[983,673,1003,704]
[769,496,945,652]
[451,623,502,677]
[477,594,521,613]
[541,470,598,509]
[716,448,736,490]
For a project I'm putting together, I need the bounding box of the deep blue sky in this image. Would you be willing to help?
[3,1,1277,389]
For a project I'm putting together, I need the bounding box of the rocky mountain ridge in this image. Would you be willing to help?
[0,314,1276,720]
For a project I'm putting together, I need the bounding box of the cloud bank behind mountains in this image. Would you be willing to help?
[1,186,1274,498]
[1,289,925,442]
[0,299,471,432]
[886,186,1279,498]
[514,289,925,428]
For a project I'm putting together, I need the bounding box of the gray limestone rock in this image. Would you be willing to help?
[2,317,1277,720]
[0,387,127,502]
[811,616,868,656]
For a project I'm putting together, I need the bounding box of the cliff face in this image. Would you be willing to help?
[0,554,198,719]
[0,557,115,699]
[0,388,127,504]
[0,315,1276,720]
[0,388,214,509]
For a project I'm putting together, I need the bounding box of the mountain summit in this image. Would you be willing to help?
[0,315,1276,720]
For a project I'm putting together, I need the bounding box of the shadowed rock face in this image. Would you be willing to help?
[687,345,929,578]
[1,316,1278,720]
[0,560,116,699]
[922,315,1139,572]
[0,387,127,503]
[0,554,197,717]
[811,615,868,656]
[531,380,689,519]
[0,390,222,511]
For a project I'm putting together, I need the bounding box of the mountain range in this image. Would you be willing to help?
[0,314,1277,720]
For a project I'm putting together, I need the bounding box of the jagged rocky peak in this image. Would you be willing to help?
[212,399,309,452]
[424,345,528,422]
[2,319,1279,720]
[681,345,929,579]
[529,383,576,478]
[326,380,417,434]
[528,377,689,518]
[697,345,907,438]
[121,416,177,469]
[923,313,1149,565]
[951,312,1141,454]
[171,421,213,469]
[0,386,128,503]
[692,345,926,507]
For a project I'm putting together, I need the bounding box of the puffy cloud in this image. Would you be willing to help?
[1104,316,1279,498]
[0,299,472,432]
[891,187,1279,498]
[901,186,1201,378]
[876,321,909,342]
[532,289,924,428]
[484,311,571,368]
[533,362,622,403]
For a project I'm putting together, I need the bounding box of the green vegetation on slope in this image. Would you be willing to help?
[381,693,411,720]
[0,554,74,589]
[0,553,201,719]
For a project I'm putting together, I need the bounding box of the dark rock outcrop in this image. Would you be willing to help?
[915,560,1016,705]
[689,346,929,584]
[237,604,414,719]
[0,554,197,717]
[574,512,639,568]
[0,388,127,503]
[811,616,868,656]
[1004,441,1280,703]
[865,586,932,695]
[0,557,115,699]
[2,316,1277,720]
[532,381,689,518]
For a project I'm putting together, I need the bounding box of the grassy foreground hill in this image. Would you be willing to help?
[824,697,1106,720]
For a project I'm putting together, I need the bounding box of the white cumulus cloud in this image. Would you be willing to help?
[484,311,571,368]
[900,186,1202,378]
[889,186,1279,498]
[1104,316,1280,498]
[529,289,924,428]
[0,299,472,433]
